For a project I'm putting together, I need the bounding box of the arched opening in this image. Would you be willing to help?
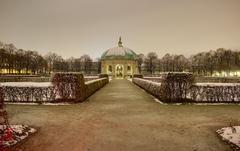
[115,64,124,78]
[108,65,112,74]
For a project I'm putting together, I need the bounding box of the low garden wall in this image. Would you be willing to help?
[133,73,240,103]
[0,73,109,103]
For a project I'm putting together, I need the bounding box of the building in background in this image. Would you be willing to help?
[101,37,139,78]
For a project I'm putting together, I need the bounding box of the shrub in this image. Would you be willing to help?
[0,76,50,82]
[99,74,109,79]
[190,83,240,103]
[160,72,195,102]
[0,87,4,106]
[3,86,55,102]
[133,72,194,103]
[51,72,85,102]
[85,78,109,98]
[143,77,162,83]
[133,74,143,78]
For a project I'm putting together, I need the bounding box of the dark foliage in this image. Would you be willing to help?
[133,74,143,78]
[51,72,85,102]
[3,86,55,102]
[160,72,195,102]
[99,74,109,79]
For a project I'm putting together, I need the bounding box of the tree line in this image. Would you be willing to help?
[0,42,239,76]
[139,48,240,76]
[0,42,100,75]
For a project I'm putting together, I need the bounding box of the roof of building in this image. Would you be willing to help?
[101,37,138,60]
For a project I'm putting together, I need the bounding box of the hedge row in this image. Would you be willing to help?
[133,76,240,103]
[1,73,109,103]
[85,78,109,98]
[143,77,162,83]
[51,72,109,102]
[3,86,55,102]
[0,76,102,83]
[133,72,195,103]
[195,76,240,83]
[0,76,50,82]
[190,84,240,103]
[133,78,162,98]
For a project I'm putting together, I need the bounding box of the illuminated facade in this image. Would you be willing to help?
[101,37,139,78]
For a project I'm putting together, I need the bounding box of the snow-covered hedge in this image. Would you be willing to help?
[84,76,99,82]
[195,76,240,83]
[133,72,195,103]
[132,78,162,98]
[1,73,108,103]
[190,83,240,102]
[0,86,3,103]
[2,83,55,102]
[51,72,88,102]
[133,76,240,103]
[133,74,143,78]
[85,78,109,98]
[0,76,50,82]
[143,77,162,83]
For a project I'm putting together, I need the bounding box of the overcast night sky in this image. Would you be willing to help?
[0,0,239,59]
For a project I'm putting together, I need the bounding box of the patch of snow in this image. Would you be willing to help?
[153,98,164,104]
[216,126,240,149]
[193,103,240,105]
[196,83,240,86]
[127,78,132,82]
[0,82,52,87]
[0,125,36,148]
[5,102,71,105]
[85,78,107,85]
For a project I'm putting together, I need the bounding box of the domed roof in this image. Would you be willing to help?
[101,37,138,60]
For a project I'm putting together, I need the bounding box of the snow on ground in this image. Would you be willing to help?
[196,83,240,86]
[0,82,52,87]
[127,78,132,82]
[216,126,240,149]
[5,102,71,105]
[0,125,36,148]
[85,78,107,84]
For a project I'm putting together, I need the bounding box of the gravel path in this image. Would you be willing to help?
[7,79,240,151]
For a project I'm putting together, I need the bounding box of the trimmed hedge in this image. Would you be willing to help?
[0,76,50,82]
[85,78,109,98]
[51,72,85,102]
[134,73,240,103]
[0,86,4,105]
[51,73,109,102]
[160,72,194,102]
[195,76,240,83]
[143,77,162,83]
[190,83,240,103]
[133,72,195,103]
[133,74,143,78]
[1,73,108,103]
[99,74,109,79]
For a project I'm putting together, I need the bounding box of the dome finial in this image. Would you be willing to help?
[118,36,123,47]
